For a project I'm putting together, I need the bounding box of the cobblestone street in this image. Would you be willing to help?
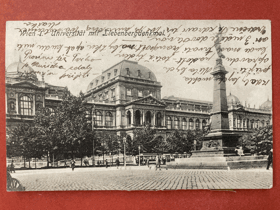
[10,167,273,191]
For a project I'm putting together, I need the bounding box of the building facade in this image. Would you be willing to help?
[6,59,272,140]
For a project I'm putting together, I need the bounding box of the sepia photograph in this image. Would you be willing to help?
[5,20,272,191]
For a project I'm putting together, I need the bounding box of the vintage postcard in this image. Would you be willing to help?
[5,20,272,191]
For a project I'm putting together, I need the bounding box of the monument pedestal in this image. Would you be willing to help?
[192,130,241,157]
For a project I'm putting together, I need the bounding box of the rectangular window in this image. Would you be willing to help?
[111,89,115,97]
[101,76,104,83]
[138,90,143,97]
[137,70,141,77]
[96,80,99,86]
[105,92,109,99]
[114,69,118,76]
[126,68,130,76]
[127,88,131,96]
[108,73,111,80]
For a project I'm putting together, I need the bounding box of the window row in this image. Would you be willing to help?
[233,118,270,129]
[166,117,207,130]
[94,89,115,102]
[126,88,158,98]
[92,111,114,127]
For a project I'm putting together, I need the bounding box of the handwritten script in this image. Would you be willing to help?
[8,20,271,86]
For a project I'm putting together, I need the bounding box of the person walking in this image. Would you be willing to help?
[105,159,108,168]
[267,149,273,170]
[156,155,161,170]
[10,160,15,173]
[116,157,120,169]
[70,159,75,171]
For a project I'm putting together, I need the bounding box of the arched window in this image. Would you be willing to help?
[233,118,236,128]
[202,120,207,130]
[195,119,200,129]
[135,110,141,126]
[261,120,265,127]
[127,111,131,125]
[20,96,32,115]
[166,116,172,129]
[93,111,102,127]
[189,119,194,130]
[156,112,162,127]
[251,120,254,129]
[256,120,259,128]
[105,112,113,127]
[174,117,179,129]
[146,111,152,124]
[243,119,246,128]
[182,118,187,130]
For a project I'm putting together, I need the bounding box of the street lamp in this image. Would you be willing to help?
[138,145,141,166]
[92,105,96,167]
[123,136,126,168]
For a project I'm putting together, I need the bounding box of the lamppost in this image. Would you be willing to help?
[138,145,141,166]
[92,105,96,167]
[123,136,126,168]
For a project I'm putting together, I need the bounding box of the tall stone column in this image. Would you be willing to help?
[210,58,229,131]
[130,109,134,126]
[162,111,165,127]
[142,110,145,125]
[33,95,36,115]
[16,93,19,114]
[195,25,240,156]
[153,111,156,126]
[102,110,106,127]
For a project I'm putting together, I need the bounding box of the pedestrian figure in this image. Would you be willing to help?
[116,157,120,169]
[156,156,161,170]
[235,146,244,157]
[105,159,108,168]
[267,149,273,170]
[70,159,75,171]
[162,156,166,165]
[10,160,15,173]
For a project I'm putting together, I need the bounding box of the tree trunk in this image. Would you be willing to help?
[24,156,26,168]
[35,158,36,169]
[81,157,83,167]
[29,159,30,168]
[53,153,55,168]
[47,151,50,168]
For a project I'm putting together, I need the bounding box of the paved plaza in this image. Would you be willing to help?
[9,167,273,191]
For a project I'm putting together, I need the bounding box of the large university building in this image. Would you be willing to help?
[6,59,272,140]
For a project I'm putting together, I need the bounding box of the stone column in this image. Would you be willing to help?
[130,109,134,126]
[102,110,106,127]
[16,93,19,114]
[153,111,156,126]
[33,95,36,115]
[163,111,165,127]
[113,112,116,127]
[210,58,229,131]
[200,119,203,130]
[142,110,145,125]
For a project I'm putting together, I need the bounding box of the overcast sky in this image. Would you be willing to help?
[6,20,272,108]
